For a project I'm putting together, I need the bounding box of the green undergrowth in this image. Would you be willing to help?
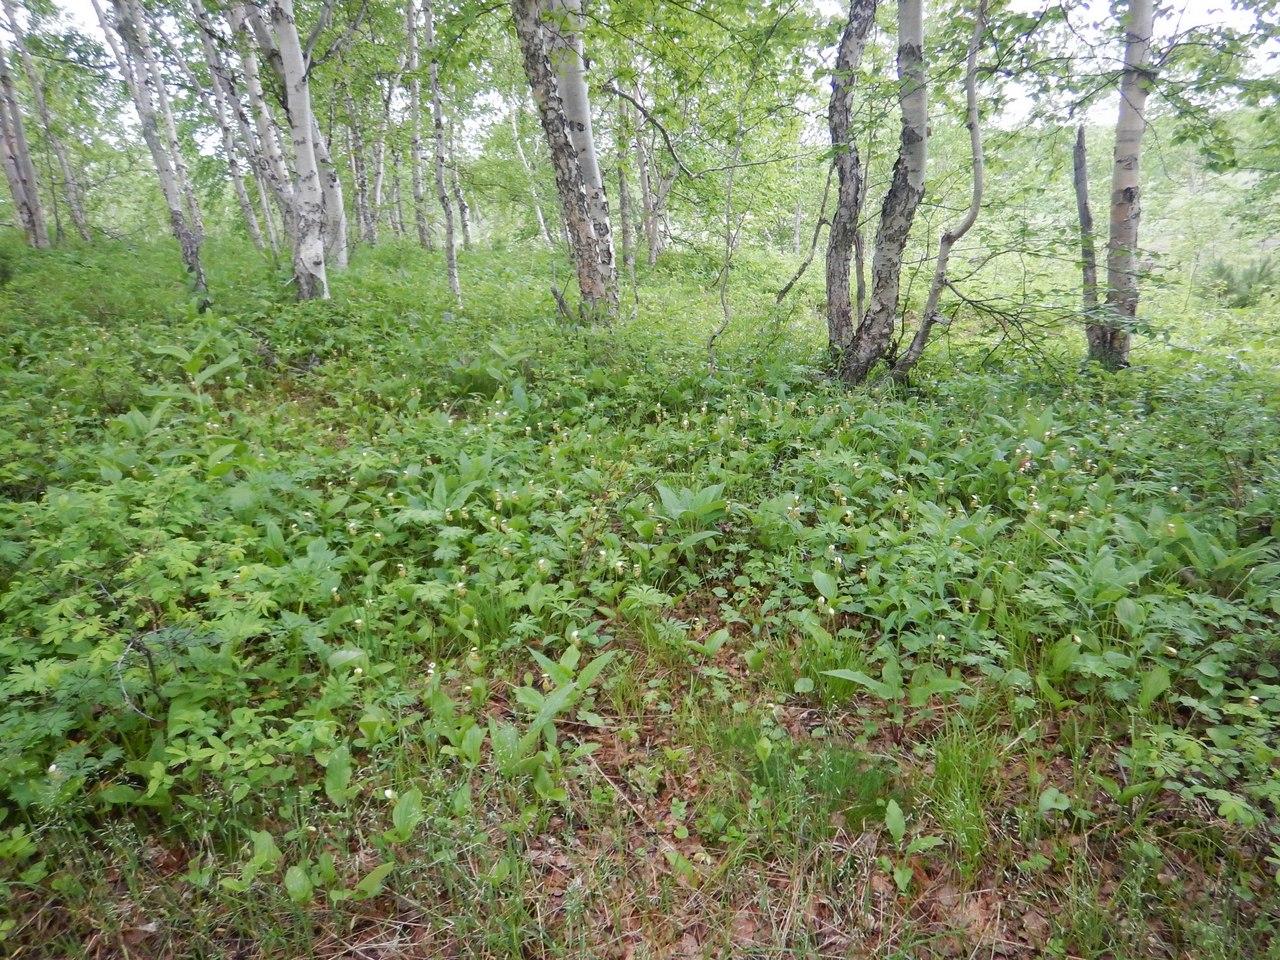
[1,238,1278,957]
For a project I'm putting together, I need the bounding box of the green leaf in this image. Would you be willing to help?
[573,649,615,693]
[460,724,485,767]
[1138,665,1171,710]
[884,799,906,844]
[98,784,142,804]
[1038,786,1071,814]
[906,835,944,855]
[327,649,366,670]
[352,861,396,900]
[1115,597,1145,635]
[822,668,898,701]
[324,745,352,806]
[251,830,282,867]
[191,352,241,388]
[893,864,914,893]
[754,737,773,765]
[284,865,314,904]
[390,787,424,838]
[812,568,838,602]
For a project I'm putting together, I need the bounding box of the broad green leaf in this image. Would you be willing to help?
[884,799,906,844]
[1138,665,1170,710]
[812,568,838,602]
[893,864,914,893]
[325,745,352,806]
[1115,597,1145,635]
[822,668,897,701]
[1038,786,1071,814]
[352,861,396,900]
[251,830,281,867]
[284,865,313,904]
[573,650,615,693]
[391,787,424,837]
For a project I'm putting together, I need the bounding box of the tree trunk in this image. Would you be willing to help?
[510,105,552,245]
[892,0,987,379]
[405,0,434,250]
[1092,0,1155,370]
[545,0,615,283]
[264,0,328,299]
[96,0,204,289]
[634,115,659,265]
[346,91,376,244]
[369,64,402,239]
[152,13,265,253]
[449,124,472,250]
[616,102,634,286]
[1074,126,1099,319]
[1,0,88,242]
[310,116,348,269]
[0,41,45,248]
[121,0,203,242]
[424,0,460,301]
[837,0,927,385]
[223,0,296,239]
[825,0,877,361]
[511,0,615,318]
[391,156,406,236]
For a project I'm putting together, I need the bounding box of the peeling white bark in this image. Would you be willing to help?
[1093,0,1155,369]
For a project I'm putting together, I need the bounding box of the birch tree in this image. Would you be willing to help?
[405,0,434,250]
[509,98,553,246]
[825,0,928,385]
[512,0,616,318]
[423,0,460,301]
[1,0,88,242]
[261,0,329,299]
[150,13,266,253]
[0,36,46,248]
[94,0,204,290]
[891,0,987,379]
[1089,0,1155,370]
[544,0,614,279]
[825,0,877,368]
[1073,126,1099,318]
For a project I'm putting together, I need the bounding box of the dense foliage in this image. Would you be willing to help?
[1,238,1276,956]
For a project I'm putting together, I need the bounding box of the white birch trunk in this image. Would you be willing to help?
[310,115,348,269]
[839,0,927,385]
[512,0,615,318]
[152,14,264,253]
[1,0,87,242]
[892,0,986,379]
[345,91,375,244]
[510,103,552,245]
[96,0,204,289]
[1093,0,1155,369]
[1074,126,1099,317]
[449,123,472,250]
[0,40,45,247]
[405,0,434,250]
[825,0,877,360]
[634,116,659,265]
[264,0,328,299]
[545,0,614,285]
[121,0,203,241]
[424,0,460,301]
[225,0,295,234]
